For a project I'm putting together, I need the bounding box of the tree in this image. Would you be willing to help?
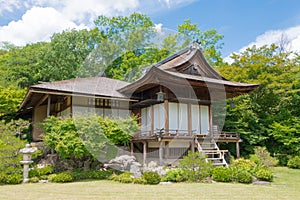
[0,119,28,174]
[218,44,300,157]
[0,86,26,121]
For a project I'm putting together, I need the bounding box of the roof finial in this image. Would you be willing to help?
[190,40,201,50]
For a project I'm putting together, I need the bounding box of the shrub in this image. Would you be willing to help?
[255,167,273,181]
[179,151,212,182]
[232,158,257,175]
[29,165,54,178]
[29,169,39,178]
[233,169,253,184]
[4,174,23,184]
[72,170,113,180]
[28,177,40,183]
[142,171,161,185]
[287,156,300,169]
[38,165,54,176]
[110,172,134,183]
[162,168,185,182]
[132,177,147,184]
[50,172,73,183]
[211,167,232,182]
[249,146,278,167]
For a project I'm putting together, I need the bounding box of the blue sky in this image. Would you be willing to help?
[1,0,300,59]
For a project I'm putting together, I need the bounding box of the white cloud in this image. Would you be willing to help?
[225,25,300,64]
[0,7,87,46]
[0,0,196,46]
[0,0,20,14]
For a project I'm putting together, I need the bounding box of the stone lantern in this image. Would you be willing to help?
[20,144,37,183]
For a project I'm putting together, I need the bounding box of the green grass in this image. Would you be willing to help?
[0,167,299,200]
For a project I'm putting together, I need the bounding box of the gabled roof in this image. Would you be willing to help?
[20,77,130,110]
[119,42,259,95]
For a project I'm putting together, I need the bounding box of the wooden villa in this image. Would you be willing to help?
[19,42,259,166]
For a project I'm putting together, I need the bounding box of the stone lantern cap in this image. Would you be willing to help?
[20,144,37,154]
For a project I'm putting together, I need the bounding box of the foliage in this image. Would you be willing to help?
[249,146,278,167]
[219,44,300,157]
[179,151,212,182]
[72,169,114,180]
[42,115,138,161]
[231,158,257,175]
[233,169,253,184]
[0,86,26,120]
[29,165,54,178]
[142,171,161,185]
[255,167,273,181]
[1,174,23,184]
[287,156,300,169]
[211,167,232,182]
[110,172,146,184]
[0,119,28,174]
[28,177,40,183]
[49,172,74,183]
[161,168,186,182]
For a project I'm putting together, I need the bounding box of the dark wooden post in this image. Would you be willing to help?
[47,95,51,117]
[236,141,240,158]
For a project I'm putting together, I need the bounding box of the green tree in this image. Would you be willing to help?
[218,44,300,157]
[0,86,26,121]
[0,119,28,174]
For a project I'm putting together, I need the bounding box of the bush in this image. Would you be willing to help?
[232,158,257,175]
[29,165,54,178]
[162,168,185,182]
[179,151,212,182]
[249,147,278,167]
[287,156,300,169]
[110,172,134,183]
[49,172,73,183]
[28,177,40,183]
[234,169,253,184]
[72,169,113,180]
[4,174,23,184]
[211,167,232,182]
[255,167,273,181]
[142,171,161,185]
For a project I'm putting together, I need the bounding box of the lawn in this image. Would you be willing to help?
[0,167,299,200]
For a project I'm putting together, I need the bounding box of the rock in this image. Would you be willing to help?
[130,162,142,178]
[252,181,271,185]
[105,155,142,177]
[159,182,173,185]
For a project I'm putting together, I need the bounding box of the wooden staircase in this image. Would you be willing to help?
[194,137,228,167]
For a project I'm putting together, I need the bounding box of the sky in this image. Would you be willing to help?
[1,0,300,61]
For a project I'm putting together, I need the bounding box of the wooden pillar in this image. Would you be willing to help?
[69,96,73,118]
[47,95,51,117]
[209,105,213,137]
[151,105,154,136]
[190,140,195,153]
[164,99,169,133]
[143,141,147,165]
[236,141,240,158]
[187,103,192,136]
[159,140,163,166]
[130,142,134,156]
[165,141,169,159]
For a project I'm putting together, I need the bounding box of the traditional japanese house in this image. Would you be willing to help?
[19,42,258,166]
